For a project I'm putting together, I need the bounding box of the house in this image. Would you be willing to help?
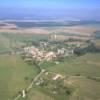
[52,74,62,81]
[45,52,56,61]
[57,48,66,55]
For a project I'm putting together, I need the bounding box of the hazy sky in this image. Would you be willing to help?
[0,0,100,20]
[0,0,99,8]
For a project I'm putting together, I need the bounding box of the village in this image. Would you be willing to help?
[21,34,89,64]
[14,35,91,98]
[0,0,100,99]
[0,30,99,100]
[13,34,95,99]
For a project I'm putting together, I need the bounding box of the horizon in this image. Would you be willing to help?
[0,0,100,20]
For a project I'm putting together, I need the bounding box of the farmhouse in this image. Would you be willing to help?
[52,74,63,80]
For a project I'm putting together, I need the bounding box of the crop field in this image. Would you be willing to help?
[0,21,100,36]
[0,25,98,35]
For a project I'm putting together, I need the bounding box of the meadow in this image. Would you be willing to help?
[17,53,100,100]
[24,53,100,100]
[0,55,39,100]
[47,53,100,77]
[0,25,100,100]
[0,32,48,53]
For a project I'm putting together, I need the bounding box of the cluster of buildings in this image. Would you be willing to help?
[35,71,64,86]
[24,46,56,62]
[23,45,74,62]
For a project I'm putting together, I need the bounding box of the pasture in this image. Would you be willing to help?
[0,55,38,100]
[47,53,100,77]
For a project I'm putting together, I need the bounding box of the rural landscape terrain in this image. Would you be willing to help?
[0,19,100,100]
[1,0,100,100]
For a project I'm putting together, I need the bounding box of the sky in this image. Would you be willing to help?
[0,0,100,20]
[0,0,100,9]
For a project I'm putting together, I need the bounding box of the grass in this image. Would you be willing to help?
[1,32,48,42]
[0,33,11,52]
[47,53,100,77]
[19,53,100,100]
[0,55,38,100]
[0,32,49,53]
[40,61,56,69]
[19,89,54,100]
[66,76,100,100]
[0,53,100,100]
[0,32,100,100]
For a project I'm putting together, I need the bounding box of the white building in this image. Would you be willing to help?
[52,74,62,81]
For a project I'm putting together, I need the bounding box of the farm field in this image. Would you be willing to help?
[0,25,98,35]
[0,55,39,100]
[22,53,100,100]
[16,53,100,100]
[0,32,48,53]
[26,54,100,100]
[47,53,100,77]
[0,0,100,99]
[0,21,100,36]
[0,22,100,100]
[0,53,100,100]
[64,76,100,100]
[25,76,100,100]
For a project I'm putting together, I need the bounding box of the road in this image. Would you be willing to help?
[14,69,45,100]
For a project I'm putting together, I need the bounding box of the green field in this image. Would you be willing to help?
[0,32,48,53]
[0,53,100,100]
[0,32,100,100]
[0,55,38,100]
[19,53,100,100]
[47,53,100,77]
[65,76,100,100]
[0,33,11,52]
